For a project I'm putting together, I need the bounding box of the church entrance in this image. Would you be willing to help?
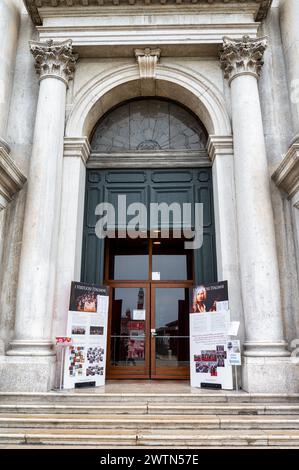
[81,98,217,379]
[106,238,193,379]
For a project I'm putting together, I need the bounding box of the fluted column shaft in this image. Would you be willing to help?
[220,36,288,357]
[8,40,77,356]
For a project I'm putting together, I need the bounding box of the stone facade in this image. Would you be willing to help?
[0,0,299,393]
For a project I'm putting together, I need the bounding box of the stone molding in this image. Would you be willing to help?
[65,62,231,138]
[243,341,290,357]
[64,137,91,164]
[6,340,55,357]
[272,142,299,200]
[29,39,78,86]
[135,48,161,79]
[220,35,267,85]
[88,150,210,169]
[37,25,259,54]
[24,1,273,26]
[207,135,234,163]
[0,139,26,211]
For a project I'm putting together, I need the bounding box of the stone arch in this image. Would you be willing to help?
[66,62,231,139]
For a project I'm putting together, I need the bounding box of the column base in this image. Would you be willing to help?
[6,339,55,356]
[243,341,290,357]
[0,355,56,392]
[242,355,299,393]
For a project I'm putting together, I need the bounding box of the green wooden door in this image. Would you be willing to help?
[81,168,217,285]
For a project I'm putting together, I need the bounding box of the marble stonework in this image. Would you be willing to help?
[0,0,299,393]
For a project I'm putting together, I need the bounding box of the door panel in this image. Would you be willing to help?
[106,239,193,379]
[152,238,193,281]
[151,285,190,379]
[81,168,217,285]
[107,284,150,378]
[107,282,191,379]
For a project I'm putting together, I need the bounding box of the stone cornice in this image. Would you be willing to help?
[29,39,78,86]
[207,135,234,163]
[220,35,268,85]
[0,141,26,210]
[64,137,91,164]
[272,142,299,200]
[24,1,272,26]
[37,24,260,54]
[88,150,210,168]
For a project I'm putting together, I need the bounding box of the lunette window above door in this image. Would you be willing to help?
[90,99,208,153]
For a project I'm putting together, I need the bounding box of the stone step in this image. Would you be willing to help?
[0,428,299,447]
[1,403,299,415]
[149,404,299,415]
[0,404,147,415]
[1,392,299,405]
[1,414,299,430]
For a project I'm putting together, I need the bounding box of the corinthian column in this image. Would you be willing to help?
[220,36,294,393]
[7,40,77,357]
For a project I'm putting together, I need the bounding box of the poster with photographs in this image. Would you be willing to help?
[190,281,229,313]
[63,282,109,389]
[189,281,233,390]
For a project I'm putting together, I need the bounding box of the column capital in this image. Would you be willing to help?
[207,135,234,163]
[29,39,78,86]
[64,137,91,165]
[220,35,267,85]
[135,48,161,79]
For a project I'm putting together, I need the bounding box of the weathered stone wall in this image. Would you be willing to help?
[259,0,299,343]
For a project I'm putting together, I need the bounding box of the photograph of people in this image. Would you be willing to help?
[192,285,207,313]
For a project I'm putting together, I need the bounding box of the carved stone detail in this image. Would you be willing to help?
[24,1,273,27]
[0,139,26,210]
[64,137,91,165]
[272,142,299,200]
[29,39,78,86]
[207,135,234,164]
[135,48,161,79]
[220,35,267,84]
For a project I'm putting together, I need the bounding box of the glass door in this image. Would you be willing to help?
[106,237,193,379]
[107,283,150,378]
[151,285,191,379]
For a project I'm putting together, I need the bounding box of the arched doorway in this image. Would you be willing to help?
[82,98,217,379]
[55,66,241,379]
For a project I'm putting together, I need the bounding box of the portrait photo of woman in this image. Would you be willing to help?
[192,285,207,313]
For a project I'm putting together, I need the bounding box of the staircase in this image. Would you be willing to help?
[0,390,299,448]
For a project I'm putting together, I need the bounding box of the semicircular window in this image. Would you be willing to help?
[90,99,207,152]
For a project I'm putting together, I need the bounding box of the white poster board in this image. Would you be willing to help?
[63,282,109,389]
[190,311,233,389]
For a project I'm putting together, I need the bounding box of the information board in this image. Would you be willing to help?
[63,282,109,389]
[189,281,233,390]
